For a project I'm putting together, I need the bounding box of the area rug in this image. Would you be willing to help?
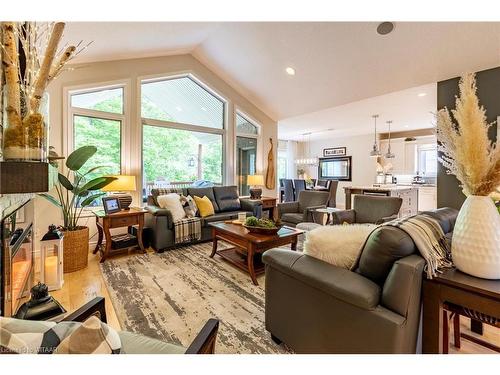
[100,241,298,354]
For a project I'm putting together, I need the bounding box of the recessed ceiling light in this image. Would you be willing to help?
[404,125,409,128]
[176,106,182,111]
[285,67,296,76]
[417,93,427,97]
[377,22,395,35]
[201,107,207,111]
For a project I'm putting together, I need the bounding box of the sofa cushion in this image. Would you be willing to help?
[213,186,241,212]
[187,187,219,212]
[281,212,304,225]
[356,226,416,285]
[201,211,246,226]
[118,331,185,354]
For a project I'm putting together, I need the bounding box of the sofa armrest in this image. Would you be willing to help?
[240,198,263,218]
[331,209,356,224]
[145,205,171,217]
[376,214,398,225]
[277,201,299,217]
[263,249,381,310]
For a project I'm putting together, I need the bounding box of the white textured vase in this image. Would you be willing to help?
[452,195,500,279]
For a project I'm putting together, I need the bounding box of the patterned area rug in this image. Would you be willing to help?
[100,241,299,354]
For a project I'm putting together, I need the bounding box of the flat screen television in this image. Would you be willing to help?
[318,156,352,181]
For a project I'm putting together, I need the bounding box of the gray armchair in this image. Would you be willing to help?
[332,195,402,225]
[277,191,330,227]
[263,207,459,353]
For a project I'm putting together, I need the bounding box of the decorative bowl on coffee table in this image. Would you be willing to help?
[243,224,282,235]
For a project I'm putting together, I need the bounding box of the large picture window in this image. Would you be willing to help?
[141,75,225,198]
[68,85,124,180]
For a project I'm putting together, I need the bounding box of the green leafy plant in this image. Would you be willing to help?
[39,145,117,231]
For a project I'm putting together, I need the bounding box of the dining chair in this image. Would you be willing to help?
[283,179,295,202]
[327,180,339,207]
[293,179,306,200]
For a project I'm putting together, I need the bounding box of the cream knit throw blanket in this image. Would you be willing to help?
[382,214,453,278]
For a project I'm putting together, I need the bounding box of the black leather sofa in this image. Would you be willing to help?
[263,207,458,353]
[145,185,262,252]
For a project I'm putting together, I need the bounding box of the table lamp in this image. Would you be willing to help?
[247,174,264,199]
[101,175,137,210]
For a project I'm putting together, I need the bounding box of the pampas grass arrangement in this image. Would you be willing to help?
[436,72,500,197]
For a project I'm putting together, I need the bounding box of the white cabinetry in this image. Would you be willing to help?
[418,186,437,211]
[390,188,418,217]
[380,139,417,174]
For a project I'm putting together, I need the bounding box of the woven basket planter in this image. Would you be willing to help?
[62,226,89,273]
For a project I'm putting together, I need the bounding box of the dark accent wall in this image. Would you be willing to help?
[437,66,500,209]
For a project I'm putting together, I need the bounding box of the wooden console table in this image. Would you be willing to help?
[422,268,500,353]
[93,208,146,262]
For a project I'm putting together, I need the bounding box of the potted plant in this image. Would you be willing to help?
[40,145,116,272]
[436,73,500,279]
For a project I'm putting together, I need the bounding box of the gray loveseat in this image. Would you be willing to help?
[263,207,458,353]
[145,186,262,252]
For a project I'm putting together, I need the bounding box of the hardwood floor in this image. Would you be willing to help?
[54,249,498,354]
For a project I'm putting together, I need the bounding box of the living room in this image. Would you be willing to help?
[1,0,500,372]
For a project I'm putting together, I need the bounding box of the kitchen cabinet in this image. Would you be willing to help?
[418,186,437,211]
[380,139,417,174]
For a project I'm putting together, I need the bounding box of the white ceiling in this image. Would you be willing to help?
[278,82,436,140]
[63,22,500,124]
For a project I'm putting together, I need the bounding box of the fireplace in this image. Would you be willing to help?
[0,201,34,317]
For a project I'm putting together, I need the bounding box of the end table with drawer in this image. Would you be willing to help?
[93,207,147,262]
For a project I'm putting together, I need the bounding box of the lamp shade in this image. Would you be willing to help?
[247,174,264,186]
[101,175,137,192]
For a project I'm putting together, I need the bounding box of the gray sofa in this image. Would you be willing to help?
[145,186,262,252]
[263,207,458,353]
[331,195,403,225]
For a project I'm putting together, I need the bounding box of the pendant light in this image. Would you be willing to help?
[385,120,395,158]
[369,114,381,157]
[294,132,318,166]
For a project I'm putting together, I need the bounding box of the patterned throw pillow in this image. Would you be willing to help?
[0,316,121,354]
[180,195,198,218]
[157,193,186,222]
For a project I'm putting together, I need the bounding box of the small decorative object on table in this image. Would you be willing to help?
[40,225,64,291]
[102,196,121,214]
[247,174,264,199]
[436,73,500,279]
[101,175,137,210]
[243,216,282,235]
[14,282,66,320]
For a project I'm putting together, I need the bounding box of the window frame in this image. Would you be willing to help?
[138,72,228,197]
[234,110,262,196]
[63,79,131,213]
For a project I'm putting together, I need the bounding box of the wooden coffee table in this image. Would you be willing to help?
[208,222,303,285]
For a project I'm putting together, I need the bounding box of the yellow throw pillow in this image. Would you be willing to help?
[193,195,215,218]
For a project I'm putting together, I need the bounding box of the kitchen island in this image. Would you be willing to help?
[344,185,418,217]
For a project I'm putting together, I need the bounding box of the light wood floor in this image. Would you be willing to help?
[54,249,498,354]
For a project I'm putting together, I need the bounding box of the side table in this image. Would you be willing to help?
[93,208,147,263]
[422,267,500,353]
[314,207,341,224]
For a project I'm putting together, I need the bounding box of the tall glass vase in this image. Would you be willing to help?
[2,92,49,162]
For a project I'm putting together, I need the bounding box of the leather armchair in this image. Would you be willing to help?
[332,195,402,225]
[263,208,459,353]
[277,191,330,227]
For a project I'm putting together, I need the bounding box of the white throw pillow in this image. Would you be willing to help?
[157,193,186,222]
[303,224,376,270]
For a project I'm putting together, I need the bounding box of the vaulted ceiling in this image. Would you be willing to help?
[63,22,500,122]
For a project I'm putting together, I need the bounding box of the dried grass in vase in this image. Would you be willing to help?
[436,72,500,197]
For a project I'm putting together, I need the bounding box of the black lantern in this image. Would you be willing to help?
[14,282,66,320]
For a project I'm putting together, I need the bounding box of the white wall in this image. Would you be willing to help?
[34,53,277,248]
[298,134,377,208]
